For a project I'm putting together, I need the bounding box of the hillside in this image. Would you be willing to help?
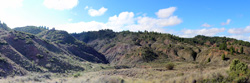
[0,23,108,77]
[37,29,108,63]
[13,26,48,35]
[72,29,250,66]
[1,25,250,82]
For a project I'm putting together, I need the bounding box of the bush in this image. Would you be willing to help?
[36,54,44,59]
[166,62,175,70]
[240,47,244,54]
[0,57,6,62]
[207,58,211,62]
[73,73,81,78]
[228,59,249,82]
[222,54,225,60]
[25,39,33,44]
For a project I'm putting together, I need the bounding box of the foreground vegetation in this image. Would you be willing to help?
[1,59,250,83]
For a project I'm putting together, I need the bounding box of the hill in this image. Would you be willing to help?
[72,29,250,66]
[0,25,108,77]
[2,24,250,82]
[37,29,108,63]
[13,26,48,35]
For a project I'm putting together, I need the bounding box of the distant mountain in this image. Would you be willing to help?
[72,29,250,66]
[13,26,48,35]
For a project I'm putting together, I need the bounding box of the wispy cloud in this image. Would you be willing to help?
[155,7,176,18]
[228,26,250,34]
[221,19,231,25]
[180,28,225,37]
[84,6,89,10]
[201,23,211,27]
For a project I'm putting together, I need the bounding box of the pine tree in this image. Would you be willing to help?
[230,46,234,55]
[240,46,244,54]
[219,42,227,50]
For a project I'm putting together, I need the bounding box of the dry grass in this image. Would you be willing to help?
[0,62,232,83]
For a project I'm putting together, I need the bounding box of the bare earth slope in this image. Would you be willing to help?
[0,28,108,77]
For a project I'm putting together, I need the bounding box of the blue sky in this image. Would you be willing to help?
[0,0,250,41]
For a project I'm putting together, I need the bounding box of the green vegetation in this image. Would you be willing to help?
[25,39,33,44]
[207,58,211,62]
[240,46,244,54]
[228,59,250,82]
[166,62,175,70]
[37,30,77,44]
[229,46,234,55]
[221,54,225,60]
[14,26,48,35]
[219,42,227,50]
[36,54,44,59]
[73,72,81,78]
[0,56,6,62]
[0,40,8,45]
[71,29,116,43]
[139,47,158,62]
[0,21,11,31]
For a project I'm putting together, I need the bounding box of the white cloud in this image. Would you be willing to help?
[55,7,182,33]
[0,0,23,10]
[84,6,89,10]
[228,35,250,41]
[56,21,105,33]
[181,28,225,37]
[155,7,176,18]
[221,19,231,25]
[125,16,182,32]
[201,23,211,27]
[88,7,108,17]
[228,26,250,34]
[43,0,78,10]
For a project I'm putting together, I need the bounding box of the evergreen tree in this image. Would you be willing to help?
[240,46,244,54]
[219,42,227,50]
[230,46,234,55]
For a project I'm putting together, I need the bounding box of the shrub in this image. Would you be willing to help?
[219,42,227,50]
[0,57,6,62]
[25,39,33,44]
[228,59,249,82]
[166,62,175,70]
[73,73,81,78]
[45,63,52,68]
[240,47,244,54]
[230,46,234,55]
[222,54,225,60]
[14,37,18,41]
[36,54,44,59]
[207,58,211,62]
[0,41,8,45]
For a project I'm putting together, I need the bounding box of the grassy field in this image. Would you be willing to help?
[0,61,232,83]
